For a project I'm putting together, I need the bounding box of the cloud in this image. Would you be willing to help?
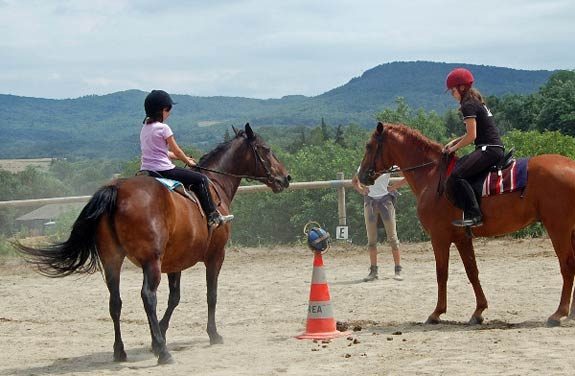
[0,0,573,99]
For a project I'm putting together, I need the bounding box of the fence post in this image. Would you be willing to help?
[336,172,346,226]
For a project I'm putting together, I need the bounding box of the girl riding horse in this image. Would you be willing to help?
[443,68,504,227]
[141,89,234,228]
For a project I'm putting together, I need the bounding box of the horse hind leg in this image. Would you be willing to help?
[545,227,575,326]
[454,238,488,325]
[159,272,182,340]
[98,219,128,362]
[141,260,174,365]
[103,257,127,362]
[570,230,575,320]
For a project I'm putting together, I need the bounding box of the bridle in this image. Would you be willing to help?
[190,138,276,185]
[365,132,436,179]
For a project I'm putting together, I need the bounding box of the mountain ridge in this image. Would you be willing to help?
[0,61,554,159]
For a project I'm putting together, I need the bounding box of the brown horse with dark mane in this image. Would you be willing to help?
[16,123,290,364]
[358,122,575,327]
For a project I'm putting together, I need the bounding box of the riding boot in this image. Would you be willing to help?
[452,179,483,227]
[193,180,234,229]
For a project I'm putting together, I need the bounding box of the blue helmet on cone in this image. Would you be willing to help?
[307,227,330,252]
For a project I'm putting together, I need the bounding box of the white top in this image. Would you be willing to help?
[357,166,391,198]
[368,173,391,198]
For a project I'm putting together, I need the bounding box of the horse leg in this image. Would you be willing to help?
[205,253,224,344]
[453,238,488,325]
[141,260,173,364]
[545,228,575,326]
[426,237,451,324]
[103,257,127,362]
[159,272,182,340]
[569,230,575,320]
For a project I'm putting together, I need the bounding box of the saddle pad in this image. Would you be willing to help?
[481,158,529,197]
[155,177,184,191]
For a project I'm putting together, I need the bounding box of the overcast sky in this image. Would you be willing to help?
[1,0,574,99]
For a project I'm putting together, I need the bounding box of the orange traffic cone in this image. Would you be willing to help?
[296,251,350,340]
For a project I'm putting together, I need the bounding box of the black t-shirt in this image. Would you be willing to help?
[460,98,503,147]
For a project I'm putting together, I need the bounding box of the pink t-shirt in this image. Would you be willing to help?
[140,122,176,171]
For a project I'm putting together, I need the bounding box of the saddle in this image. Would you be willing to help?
[443,149,529,205]
[489,148,515,172]
[136,170,223,218]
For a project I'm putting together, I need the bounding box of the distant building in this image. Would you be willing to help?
[16,203,83,236]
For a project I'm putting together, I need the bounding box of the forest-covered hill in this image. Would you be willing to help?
[0,61,553,159]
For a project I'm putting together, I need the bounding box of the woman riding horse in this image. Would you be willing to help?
[443,68,504,227]
[358,121,575,327]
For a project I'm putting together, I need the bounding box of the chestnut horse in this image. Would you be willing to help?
[16,123,290,364]
[358,122,575,327]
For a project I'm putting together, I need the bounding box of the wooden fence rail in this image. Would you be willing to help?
[0,175,401,228]
[0,179,350,208]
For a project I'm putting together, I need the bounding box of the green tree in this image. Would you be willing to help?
[376,97,448,142]
[444,109,462,137]
[320,117,331,141]
[377,97,410,123]
[536,71,575,135]
[503,130,575,159]
[334,125,346,147]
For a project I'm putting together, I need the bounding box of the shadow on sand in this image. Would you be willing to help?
[1,339,202,375]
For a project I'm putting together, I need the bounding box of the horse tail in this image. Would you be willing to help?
[15,183,118,277]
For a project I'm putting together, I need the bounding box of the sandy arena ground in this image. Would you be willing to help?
[1,237,575,375]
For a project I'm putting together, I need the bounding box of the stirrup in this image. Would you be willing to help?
[452,216,483,227]
[208,211,234,228]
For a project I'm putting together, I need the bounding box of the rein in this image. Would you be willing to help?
[366,132,437,178]
[189,142,274,184]
[374,160,436,175]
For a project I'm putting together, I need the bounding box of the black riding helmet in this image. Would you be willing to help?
[144,90,176,117]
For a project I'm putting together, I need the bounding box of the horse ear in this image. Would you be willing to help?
[231,125,239,136]
[245,123,255,140]
[376,122,384,134]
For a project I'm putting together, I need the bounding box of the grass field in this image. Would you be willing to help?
[0,158,54,173]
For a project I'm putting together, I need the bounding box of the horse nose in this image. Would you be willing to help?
[284,175,291,187]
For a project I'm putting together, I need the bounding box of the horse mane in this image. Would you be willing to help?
[198,130,264,167]
[385,123,443,156]
[198,138,235,167]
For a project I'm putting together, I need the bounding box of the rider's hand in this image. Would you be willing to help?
[187,157,197,166]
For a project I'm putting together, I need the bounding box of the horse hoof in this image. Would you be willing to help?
[157,351,174,365]
[210,334,224,345]
[425,316,440,325]
[113,351,127,362]
[546,318,561,327]
[468,316,484,325]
